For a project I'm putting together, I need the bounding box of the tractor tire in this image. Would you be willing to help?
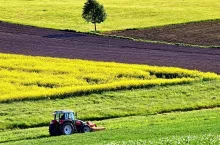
[82,125,91,133]
[49,124,60,136]
[61,122,74,135]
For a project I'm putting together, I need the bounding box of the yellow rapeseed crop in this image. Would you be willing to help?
[0,53,219,101]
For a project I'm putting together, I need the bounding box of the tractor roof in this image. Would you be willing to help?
[54,110,74,114]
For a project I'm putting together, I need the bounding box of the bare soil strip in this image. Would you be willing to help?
[0,21,220,74]
[106,20,220,47]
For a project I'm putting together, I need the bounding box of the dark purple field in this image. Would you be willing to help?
[0,21,219,74]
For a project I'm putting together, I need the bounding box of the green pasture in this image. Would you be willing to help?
[0,0,219,32]
[1,108,220,144]
[0,80,219,130]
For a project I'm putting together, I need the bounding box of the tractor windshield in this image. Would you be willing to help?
[68,112,74,120]
[54,112,74,120]
[54,113,62,120]
[60,114,65,120]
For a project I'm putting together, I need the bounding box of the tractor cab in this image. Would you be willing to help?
[53,110,75,121]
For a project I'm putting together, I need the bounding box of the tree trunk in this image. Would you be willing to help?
[94,23,97,31]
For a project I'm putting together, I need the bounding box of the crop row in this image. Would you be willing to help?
[0,53,219,102]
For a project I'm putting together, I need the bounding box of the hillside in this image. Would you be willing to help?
[0,0,219,32]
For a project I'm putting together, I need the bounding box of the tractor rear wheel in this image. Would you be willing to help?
[82,125,91,133]
[61,122,74,135]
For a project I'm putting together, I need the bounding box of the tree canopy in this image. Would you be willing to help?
[82,0,107,31]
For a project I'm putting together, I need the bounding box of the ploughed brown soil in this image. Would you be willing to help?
[0,21,220,74]
[106,20,220,47]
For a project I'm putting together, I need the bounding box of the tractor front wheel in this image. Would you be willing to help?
[82,125,91,133]
[61,122,74,135]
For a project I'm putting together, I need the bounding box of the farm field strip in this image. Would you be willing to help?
[0,0,220,32]
[0,53,219,102]
[1,79,220,130]
[1,21,220,75]
[106,19,220,47]
[1,108,220,144]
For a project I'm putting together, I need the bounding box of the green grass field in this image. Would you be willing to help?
[0,79,220,130]
[1,108,220,144]
[0,0,219,32]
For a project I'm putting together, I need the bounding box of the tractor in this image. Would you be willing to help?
[49,110,104,136]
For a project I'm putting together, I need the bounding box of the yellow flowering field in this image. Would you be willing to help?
[0,53,219,101]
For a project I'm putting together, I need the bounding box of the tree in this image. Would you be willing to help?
[82,0,107,31]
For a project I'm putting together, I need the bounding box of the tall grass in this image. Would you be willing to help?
[0,53,218,102]
[0,0,219,31]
